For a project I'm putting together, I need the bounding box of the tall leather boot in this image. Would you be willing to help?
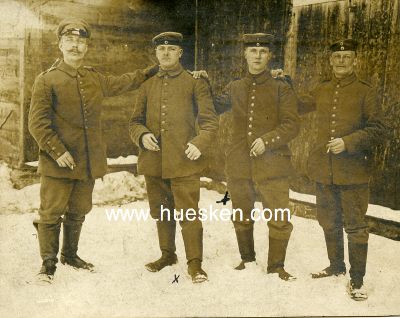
[348,242,368,286]
[60,220,94,271]
[347,242,368,301]
[312,229,346,278]
[182,220,207,283]
[34,221,61,282]
[267,237,295,281]
[145,220,177,272]
[233,226,256,270]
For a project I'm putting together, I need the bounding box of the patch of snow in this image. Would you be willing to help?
[0,188,399,317]
[107,155,138,165]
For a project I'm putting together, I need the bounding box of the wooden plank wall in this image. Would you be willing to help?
[286,0,400,209]
[22,0,195,162]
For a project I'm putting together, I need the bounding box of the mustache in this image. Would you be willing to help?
[67,49,83,54]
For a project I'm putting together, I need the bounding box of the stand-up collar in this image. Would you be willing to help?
[157,63,184,78]
[332,72,357,87]
[245,69,270,84]
[58,60,88,77]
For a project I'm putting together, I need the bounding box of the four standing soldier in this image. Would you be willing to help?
[28,16,389,298]
[214,33,300,281]
[28,18,158,283]
[129,32,218,283]
[300,39,387,300]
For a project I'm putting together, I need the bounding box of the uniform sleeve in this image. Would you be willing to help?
[28,74,67,161]
[342,88,389,154]
[98,64,159,97]
[261,81,300,150]
[213,82,233,114]
[189,79,219,153]
[128,84,151,148]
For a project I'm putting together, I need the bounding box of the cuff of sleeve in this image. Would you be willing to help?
[44,139,67,161]
[261,133,281,150]
[342,135,357,154]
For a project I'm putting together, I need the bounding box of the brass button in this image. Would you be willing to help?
[250,110,254,114]
[51,147,56,150]
[277,136,280,140]
[331,129,335,133]
[249,124,252,128]
[332,114,336,117]
[251,103,254,107]
[161,129,165,132]
[252,82,256,86]
[334,99,337,102]
[332,121,336,124]
[251,96,255,100]
[162,105,166,108]
[335,91,338,94]
[248,132,252,136]
[330,137,334,140]
[249,117,253,121]
[272,138,275,142]
[336,85,340,88]
[333,107,337,110]
[161,121,165,124]
[265,141,269,145]
[164,83,168,86]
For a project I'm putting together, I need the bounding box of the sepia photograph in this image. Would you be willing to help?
[0,0,399,317]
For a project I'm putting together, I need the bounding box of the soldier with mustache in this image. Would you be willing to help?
[28,18,159,283]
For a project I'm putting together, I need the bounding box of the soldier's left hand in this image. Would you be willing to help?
[185,143,202,160]
[189,70,209,79]
[250,138,266,157]
[327,138,346,154]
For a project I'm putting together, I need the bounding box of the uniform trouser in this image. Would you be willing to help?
[34,175,95,262]
[228,177,293,269]
[316,182,369,282]
[144,174,203,264]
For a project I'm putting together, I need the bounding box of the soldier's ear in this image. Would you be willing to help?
[179,48,183,58]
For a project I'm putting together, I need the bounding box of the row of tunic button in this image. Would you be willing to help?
[161,77,169,133]
[330,84,339,140]
[247,82,256,136]
[78,74,89,130]
[247,81,280,145]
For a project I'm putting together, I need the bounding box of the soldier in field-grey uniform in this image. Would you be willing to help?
[129,32,218,283]
[300,39,388,300]
[28,18,158,283]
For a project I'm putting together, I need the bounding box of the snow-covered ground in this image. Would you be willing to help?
[0,163,399,317]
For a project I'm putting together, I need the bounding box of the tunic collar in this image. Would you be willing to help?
[245,69,270,84]
[157,63,184,78]
[58,60,88,77]
[332,72,357,87]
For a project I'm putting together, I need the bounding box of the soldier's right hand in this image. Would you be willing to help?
[189,70,209,79]
[142,133,160,151]
[56,151,76,170]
